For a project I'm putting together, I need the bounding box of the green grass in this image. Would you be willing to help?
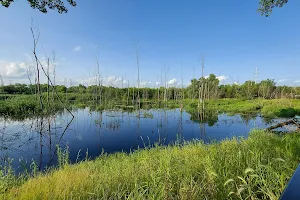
[260,99,300,118]
[0,95,65,119]
[185,98,300,118]
[1,130,300,199]
[1,94,300,119]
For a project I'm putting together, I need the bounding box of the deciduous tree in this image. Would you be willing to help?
[258,0,288,16]
[1,0,76,13]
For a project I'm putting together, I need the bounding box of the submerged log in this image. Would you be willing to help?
[266,119,300,132]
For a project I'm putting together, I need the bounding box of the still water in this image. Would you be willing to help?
[0,108,287,173]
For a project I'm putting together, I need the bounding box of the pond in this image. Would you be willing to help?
[0,108,289,173]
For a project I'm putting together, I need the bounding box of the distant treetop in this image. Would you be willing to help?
[258,0,288,17]
[0,0,76,13]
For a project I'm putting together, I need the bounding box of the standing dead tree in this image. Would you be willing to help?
[0,74,4,97]
[25,61,34,95]
[51,52,56,101]
[30,22,74,118]
[47,58,50,105]
[135,43,141,109]
[31,24,43,111]
[0,74,3,87]
[192,65,196,101]
[164,65,169,103]
[95,47,102,105]
[127,80,130,105]
[198,55,205,110]
[181,62,184,101]
[157,76,160,102]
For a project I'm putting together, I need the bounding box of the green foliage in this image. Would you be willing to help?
[2,93,300,119]
[2,75,300,102]
[188,109,218,126]
[1,130,300,199]
[0,0,76,13]
[258,0,288,16]
[278,108,298,118]
[260,99,300,118]
[205,98,300,118]
[259,79,276,99]
[186,73,220,100]
[57,145,70,169]
[0,94,65,119]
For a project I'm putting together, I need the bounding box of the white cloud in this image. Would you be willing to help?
[78,76,126,87]
[216,75,228,82]
[155,81,160,86]
[294,80,300,83]
[202,75,228,82]
[168,78,178,87]
[106,76,123,87]
[0,61,27,79]
[140,80,152,87]
[73,46,81,52]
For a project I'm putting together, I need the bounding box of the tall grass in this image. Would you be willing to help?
[1,130,300,199]
[0,94,65,119]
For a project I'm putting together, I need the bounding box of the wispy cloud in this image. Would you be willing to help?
[73,46,81,52]
[76,76,127,87]
[140,80,152,87]
[277,79,289,83]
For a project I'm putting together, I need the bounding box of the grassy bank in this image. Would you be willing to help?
[1,130,300,199]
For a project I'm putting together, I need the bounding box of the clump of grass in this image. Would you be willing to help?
[1,130,300,199]
[143,111,154,119]
[277,108,298,118]
[261,99,300,118]
[0,94,65,119]
[185,98,300,118]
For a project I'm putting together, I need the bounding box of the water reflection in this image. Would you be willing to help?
[0,108,286,172]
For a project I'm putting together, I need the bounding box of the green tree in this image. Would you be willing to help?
[240,81,258,99]
[56,85,67,93]
[207,74,220,99]
[1,0,76,13]
[258,0,288,16]
[259,79,276,99]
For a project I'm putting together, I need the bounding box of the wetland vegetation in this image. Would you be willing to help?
[1,0,300,199]
[1,130,300,199]
[0,81,300,199]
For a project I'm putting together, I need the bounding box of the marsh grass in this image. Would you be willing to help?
[0,94,65,119]
[188,98,300,118]
[1,130,300,199]
[1,93,300,119]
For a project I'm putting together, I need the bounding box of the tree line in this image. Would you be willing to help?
[1,74,299,101]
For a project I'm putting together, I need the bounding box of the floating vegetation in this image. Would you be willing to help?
[105,118,122,131]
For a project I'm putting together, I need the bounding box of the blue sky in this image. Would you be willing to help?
[0,0,300,87]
